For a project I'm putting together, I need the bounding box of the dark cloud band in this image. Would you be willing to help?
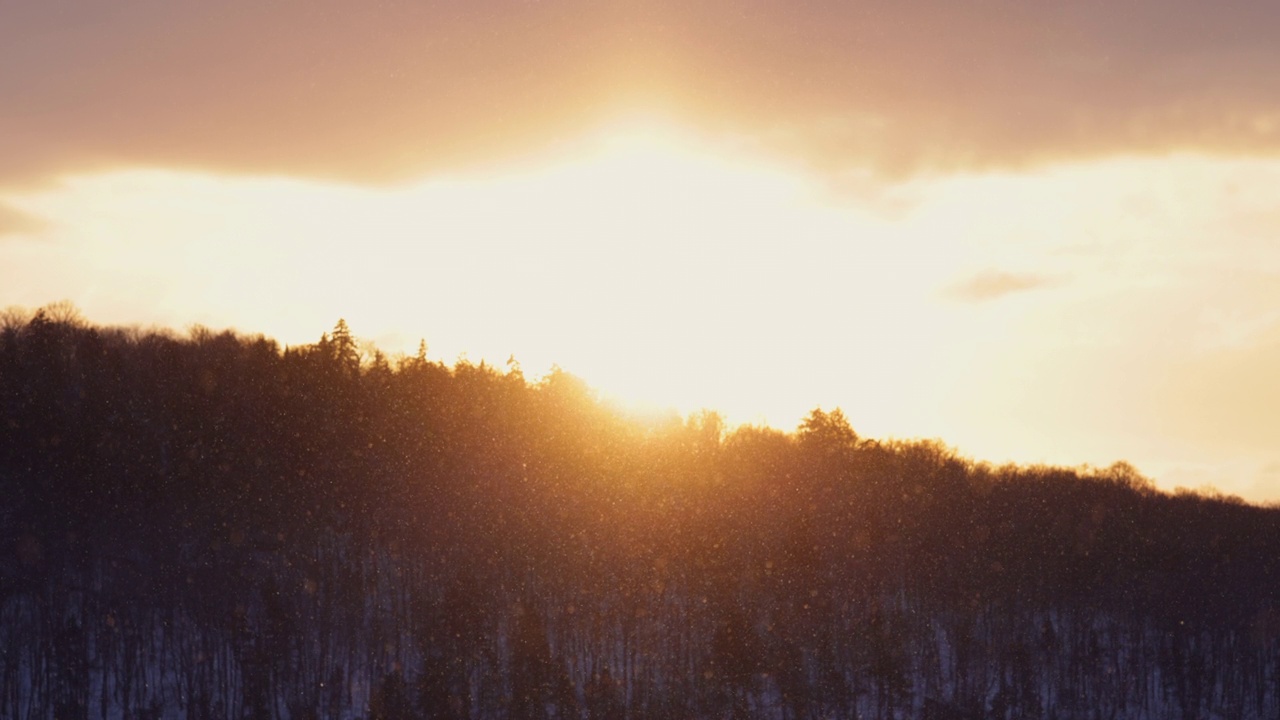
[2,0,1278,187]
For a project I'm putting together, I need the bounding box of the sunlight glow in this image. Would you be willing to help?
[5,132,1280,501]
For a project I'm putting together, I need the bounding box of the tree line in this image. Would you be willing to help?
[2,303,1279,719]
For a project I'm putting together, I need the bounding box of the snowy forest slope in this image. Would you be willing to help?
[2,307,1279,719]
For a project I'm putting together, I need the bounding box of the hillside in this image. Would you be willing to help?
[2,306,1278,719]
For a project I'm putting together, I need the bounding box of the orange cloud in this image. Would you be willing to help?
[0,203,46,238]
[2,0,1279,187]
[945,270,1054,302]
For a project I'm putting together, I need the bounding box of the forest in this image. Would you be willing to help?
[2,303,1279,720]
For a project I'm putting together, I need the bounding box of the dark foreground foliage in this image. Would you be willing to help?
[2,305,1280,719]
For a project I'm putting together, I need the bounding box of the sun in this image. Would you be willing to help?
[3,118,945,437]
[382,120,933,429]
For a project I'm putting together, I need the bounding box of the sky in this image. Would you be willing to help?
[3,0,1280,501]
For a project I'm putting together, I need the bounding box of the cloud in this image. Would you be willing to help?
[1,1,1279,187]
[1253,463,1280,503]
[0,202,46,238]
[1153,315,1280,459]
[945,270,1054,302]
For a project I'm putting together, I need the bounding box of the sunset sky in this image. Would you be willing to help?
[3,0,1280,501]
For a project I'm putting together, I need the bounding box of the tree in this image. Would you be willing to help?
[328,318,362,376]
[797,407,857,453]
[370,671,415,720]
[510,604,555,720]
